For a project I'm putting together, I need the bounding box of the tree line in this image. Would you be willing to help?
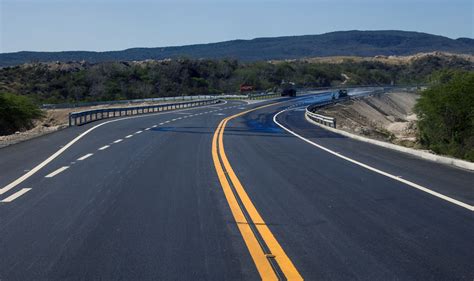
[0,55,471,104]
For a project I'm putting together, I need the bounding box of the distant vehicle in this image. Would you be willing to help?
[240,84,254,92]
[280,81,297,97]
[338,89,348,98]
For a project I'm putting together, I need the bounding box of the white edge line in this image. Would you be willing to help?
[273,109,474,212]
[305,114,474,171]
[0,99,229,195]
[1,188,32,203]
[77,153,94,161]
[45,166,70,178]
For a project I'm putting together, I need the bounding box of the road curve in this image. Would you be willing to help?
[0,94,473,280]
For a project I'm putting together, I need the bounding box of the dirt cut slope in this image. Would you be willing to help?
[319,92,420,146]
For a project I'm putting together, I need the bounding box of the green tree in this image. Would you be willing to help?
[415,70,474,161]
[0,93,45,135]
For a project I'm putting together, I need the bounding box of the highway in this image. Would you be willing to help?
[0,94,473,280]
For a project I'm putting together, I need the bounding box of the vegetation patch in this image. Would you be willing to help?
[0,55,471,104]
[0,93,44,135]
[415,70,474,161]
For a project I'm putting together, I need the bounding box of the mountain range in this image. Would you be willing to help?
[1,30,473,67]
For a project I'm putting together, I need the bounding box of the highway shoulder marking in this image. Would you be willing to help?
[45,166,70,178]
[98,145,110,151]
[273,109,474,212]
[1,188,32,202]
[77,153,93,161]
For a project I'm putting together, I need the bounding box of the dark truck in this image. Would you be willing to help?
[332,89,348,100]
[280,82,297,97]
[338,89,348,98]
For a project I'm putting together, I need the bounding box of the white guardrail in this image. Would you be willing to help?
[305,109,336,128]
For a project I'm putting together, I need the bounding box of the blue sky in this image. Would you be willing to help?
[1,0,472,53]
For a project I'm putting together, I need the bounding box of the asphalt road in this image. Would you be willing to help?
[0,95,473,280]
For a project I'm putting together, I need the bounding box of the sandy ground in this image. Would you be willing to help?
[319,92,420,147]
[274,52,474,65]
[0,100,201,148]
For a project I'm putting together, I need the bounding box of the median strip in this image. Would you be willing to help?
[212,101,302,280]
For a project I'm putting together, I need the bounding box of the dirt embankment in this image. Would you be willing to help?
[319,92,420,147]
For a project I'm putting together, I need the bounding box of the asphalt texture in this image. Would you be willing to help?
[0,95,473,280]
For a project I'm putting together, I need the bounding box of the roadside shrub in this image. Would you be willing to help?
[415,70,474,161]
[0,92,44,135]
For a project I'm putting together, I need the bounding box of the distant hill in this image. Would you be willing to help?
[1,30,473,67]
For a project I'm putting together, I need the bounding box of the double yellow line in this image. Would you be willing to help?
[212,103,302,280]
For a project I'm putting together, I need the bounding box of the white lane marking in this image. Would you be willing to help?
[159,122,165,125]
[135,130,143,134]
[113,139,123,144]
[145,128,151,131]
[1,188,32,203]
[125,135,133,138]
[0,100,227,195]
[77,153,94,161]
[164,121,170,123]
[172,118,177,121]
[0,100,229,195]
[98,145,110,151]
[273,109,474,212]
[152,125,157,128]
[45,166,70,178]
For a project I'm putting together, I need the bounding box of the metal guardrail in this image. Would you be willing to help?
[69,99,220,126]
[44,95,221,109]
[305,107,337,128]
[248,92,279,100]
[304,96,353,128]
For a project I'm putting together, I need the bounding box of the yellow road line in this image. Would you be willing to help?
[212,120,278,280]
[212,102,303,280]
